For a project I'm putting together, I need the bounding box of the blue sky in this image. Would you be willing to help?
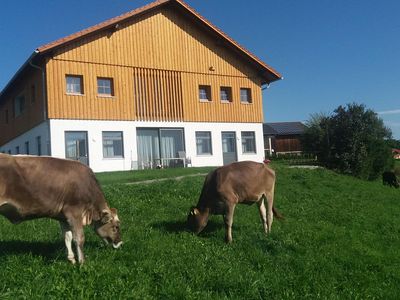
[1,0,399,139]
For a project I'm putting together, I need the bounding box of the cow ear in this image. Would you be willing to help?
[110,208,118,216]
[101,209,112,223]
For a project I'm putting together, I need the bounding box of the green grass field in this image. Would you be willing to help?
[1,164,400,298]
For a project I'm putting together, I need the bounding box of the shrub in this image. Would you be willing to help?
[301,103,394,180]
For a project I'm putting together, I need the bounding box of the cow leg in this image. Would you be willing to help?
[257,197,268,234]
[223,204,236,243]
[265,192,274,233]
[60,221,76,264]
[72,226,85,264]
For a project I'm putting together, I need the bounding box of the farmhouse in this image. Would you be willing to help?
[263,122,306,156]
[0,0,281,172]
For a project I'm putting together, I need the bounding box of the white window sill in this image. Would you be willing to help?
[66,93,85,96]
[97,95,115,99]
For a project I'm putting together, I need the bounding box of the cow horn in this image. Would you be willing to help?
[191,208,199,216]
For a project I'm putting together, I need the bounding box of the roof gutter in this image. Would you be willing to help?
[28,50,47,121]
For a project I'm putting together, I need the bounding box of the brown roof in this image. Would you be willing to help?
[36,0,281,82]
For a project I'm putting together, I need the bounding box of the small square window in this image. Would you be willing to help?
[240,88,252,103]
[66,75,84,95]
[199,85,211,102]
[97,77,114,96]
[220,87,232,102]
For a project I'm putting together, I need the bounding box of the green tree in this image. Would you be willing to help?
[302,103,393,180]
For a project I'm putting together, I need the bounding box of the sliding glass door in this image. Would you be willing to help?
[137,128,184,169]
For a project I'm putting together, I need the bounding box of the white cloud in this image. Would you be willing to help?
[377,109,400,115]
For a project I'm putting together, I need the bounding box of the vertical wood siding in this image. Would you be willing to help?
[0,69,45,146]
[44,6,264,122]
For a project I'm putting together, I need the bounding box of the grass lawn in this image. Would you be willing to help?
[96,166,214,185]
[1,164,400,298]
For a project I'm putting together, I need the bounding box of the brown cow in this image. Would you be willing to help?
[187,160,282,243]
[0,154,122,264]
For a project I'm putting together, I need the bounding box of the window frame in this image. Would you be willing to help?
[97,77,114,97]
[220,86,232,103]
[240,88,252,104]
[195,131,213,156]
[25,141,30,155]
[14,93,25,118]
[102,131,124,158]
[31,84,36,103]
[241,131,256,154]
[36,136,42,156]
[66,75,84,95]
[199,85,212,102]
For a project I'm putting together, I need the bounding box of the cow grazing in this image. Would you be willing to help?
[187,160,283,243]
[382,171,399,188]
[0,154,122,264]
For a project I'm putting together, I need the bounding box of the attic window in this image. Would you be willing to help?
[199,85,211,102]
[220,86,232,103]
[240,88,252,104]
[97,77,114,96]
[66,75,84,95]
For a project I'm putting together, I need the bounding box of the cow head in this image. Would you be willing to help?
[94,208,123,249]
[187,207,208,234]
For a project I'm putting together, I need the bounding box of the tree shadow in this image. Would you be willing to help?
[0,239,99,263]
[0,240,63,262]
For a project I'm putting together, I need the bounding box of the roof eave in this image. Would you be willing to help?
[0,51,39,100]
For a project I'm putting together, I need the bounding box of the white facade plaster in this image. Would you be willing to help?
[49,119,265,172]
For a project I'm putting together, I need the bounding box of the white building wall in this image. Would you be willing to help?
[47,119,264,172]
[0,121,50,155]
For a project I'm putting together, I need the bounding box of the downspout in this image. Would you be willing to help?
[29,51,51,155]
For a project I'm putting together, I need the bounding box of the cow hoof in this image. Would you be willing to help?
[68,258,76,265]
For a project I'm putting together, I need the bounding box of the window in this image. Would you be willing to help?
[97,77,114,96]
[196,131,212,155]
[199,85,211,102]
[25,141,30,155]
[8,150,11,155]
[14,94,25,117]
[220,86,232,102]
[240,88,252,103]
[102,131,124,158]
[241,131,256,153]
[66,75,84,94]
[31,85,36,103]
[15,146,20,154]
[36,136,42,156]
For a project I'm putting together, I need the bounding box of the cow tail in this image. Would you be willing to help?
[272,206,284,220]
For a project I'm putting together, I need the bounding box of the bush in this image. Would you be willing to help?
[301,103,394,180]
